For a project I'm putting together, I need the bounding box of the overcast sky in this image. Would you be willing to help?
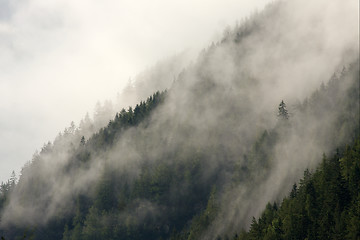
[0,0,272,183]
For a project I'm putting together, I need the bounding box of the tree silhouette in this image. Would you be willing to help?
[278,100,289,120]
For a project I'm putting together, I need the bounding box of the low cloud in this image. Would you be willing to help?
[0,0,358,237]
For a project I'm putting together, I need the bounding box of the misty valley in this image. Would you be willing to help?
[0,0,359,239]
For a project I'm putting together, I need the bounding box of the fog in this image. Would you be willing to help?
[0,0,358,238]
[0,0,272,183]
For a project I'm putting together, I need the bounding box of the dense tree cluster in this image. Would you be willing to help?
[233,137,360,240]
[88,91,166,150]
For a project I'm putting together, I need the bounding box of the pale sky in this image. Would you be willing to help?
[0,0,272,183]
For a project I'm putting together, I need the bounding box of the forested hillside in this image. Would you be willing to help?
[236,136,360,240]
[0,0,358,239]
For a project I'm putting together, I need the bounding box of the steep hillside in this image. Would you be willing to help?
[0,0,358,239]
[235,136,360,240]
[171,60,359,240]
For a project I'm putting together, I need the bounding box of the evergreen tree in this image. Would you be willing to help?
[278,100,289,120]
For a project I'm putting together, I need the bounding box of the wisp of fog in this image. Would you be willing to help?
[0,0,358,238]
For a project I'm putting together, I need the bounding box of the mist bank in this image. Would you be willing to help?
[0,0,359,239]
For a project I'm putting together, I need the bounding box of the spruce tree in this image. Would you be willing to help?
[278,100,289,120]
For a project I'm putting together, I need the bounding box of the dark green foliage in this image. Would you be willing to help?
[1,89,221,240]
[236,137,360,240]
[88,91,166,150]
[186,187,219,240]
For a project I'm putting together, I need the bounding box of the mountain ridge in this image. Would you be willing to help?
[0,0,358,239]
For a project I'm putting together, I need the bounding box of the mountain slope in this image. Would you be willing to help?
[236,136,360,240]
[0,0,358,239]
[172,59,359,240]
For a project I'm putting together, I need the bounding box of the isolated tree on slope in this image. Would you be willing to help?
[278,100,289,120]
